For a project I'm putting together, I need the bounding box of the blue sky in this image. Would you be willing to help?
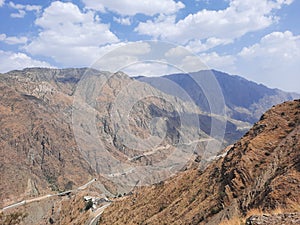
[0,0,299,92]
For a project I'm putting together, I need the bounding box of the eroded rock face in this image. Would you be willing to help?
[246,213,300,225]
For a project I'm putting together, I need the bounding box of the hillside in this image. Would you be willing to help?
[99,99,300,225]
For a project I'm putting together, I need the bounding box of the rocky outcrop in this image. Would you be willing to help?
[26,178,39,197]
[246,213,300,225]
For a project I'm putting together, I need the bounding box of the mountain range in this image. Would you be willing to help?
[0,67,299,225]
[136,70,299,124]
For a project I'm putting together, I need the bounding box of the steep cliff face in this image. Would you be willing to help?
[99,99,300,225]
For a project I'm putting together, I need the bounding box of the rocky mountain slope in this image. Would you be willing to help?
[98,99,300,225]
[0,67,228,207]
[137,70,299,124]
[0,68,99,207]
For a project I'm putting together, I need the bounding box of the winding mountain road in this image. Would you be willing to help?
[1,178,97,212]
[88,203,111,225]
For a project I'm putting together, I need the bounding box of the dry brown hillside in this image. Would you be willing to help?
[0,69,95,207]
[99,99,300,225]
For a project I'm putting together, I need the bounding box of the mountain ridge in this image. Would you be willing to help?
[136,69,299,124]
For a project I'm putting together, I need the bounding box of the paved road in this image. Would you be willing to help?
[1,178,97,212]
[89,203,111,225]
[128,139,213,162]
[188,138,215,144]
[106,167,134,177]
[107,138,215,178]
[78,178,97,190]
[129,144,172,161]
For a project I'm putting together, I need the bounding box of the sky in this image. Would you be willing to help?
[0,0,299,93]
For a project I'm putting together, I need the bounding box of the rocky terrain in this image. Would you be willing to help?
[0,68,299,225]
[98,99,300,225]
[0,67,257,206]
[246,213,300,225]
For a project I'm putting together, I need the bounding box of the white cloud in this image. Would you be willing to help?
[236,30,300,92]
[122,61,180,77]
[164,45,235,72]
[8,1,41,18]
[0,0,5,7]
[25,1,119,66]
[91,42,152,72]
[135,0,293,46]
[10,10,26,18]
[8,1,41,11]
[165,46,190,58]
[108,42,151,55]
[198,52,236,72]
[0,50,52,73]
[185,38,232,53]
[83,0,185,16]
[173,53,236,73]
[113,16,131,26]
[239,31,300,60]
[179,55,209,72]
[0,33,28,44]
[24,4,41,12]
